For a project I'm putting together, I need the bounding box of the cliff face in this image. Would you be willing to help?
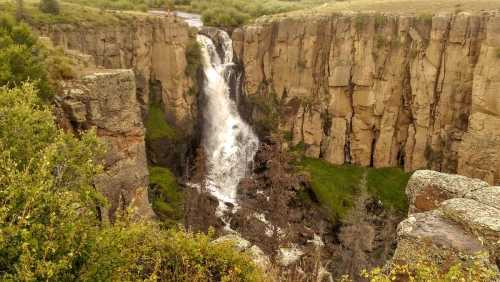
[57,69,154,221]
[233,12,500,185]
[37,15,196,131]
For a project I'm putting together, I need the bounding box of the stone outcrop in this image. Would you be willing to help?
[233,11,500,185]
[394,170,499,271]
[57,69,154,220]
[37,14,197,132]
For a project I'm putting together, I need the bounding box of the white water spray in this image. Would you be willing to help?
[197,33,259,210]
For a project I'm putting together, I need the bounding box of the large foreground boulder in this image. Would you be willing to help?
[393,170,500,272]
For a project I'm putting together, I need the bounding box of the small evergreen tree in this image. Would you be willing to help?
[39,0,60,15]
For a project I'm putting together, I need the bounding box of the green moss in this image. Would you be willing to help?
[296,158,410,221]
[366,167,409,214]
[297,158,364,221]
[145,103,177,141]
[149,166,183,226]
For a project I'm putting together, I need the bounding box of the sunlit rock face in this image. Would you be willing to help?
[234,12,500,185]
[58,69,154,221]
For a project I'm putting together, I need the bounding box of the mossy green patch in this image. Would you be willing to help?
[145,103,177,141]
[297,158,364,221]
[149,166,183,226]
[296,157,409,221]
[366,167,409,214]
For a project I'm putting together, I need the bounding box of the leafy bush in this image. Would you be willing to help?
[0,84,264,281]
[39,0,60,15]
[0,15,52,100]
[359,253,497,282]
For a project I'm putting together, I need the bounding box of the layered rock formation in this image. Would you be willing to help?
[37,14,196,131]
[233,11,500,185]
[394,170,499,271]
[57,69,154,220]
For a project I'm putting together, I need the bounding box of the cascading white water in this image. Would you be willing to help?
[197,33,259,209]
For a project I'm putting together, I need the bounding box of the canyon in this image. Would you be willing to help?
[35,8,500,279]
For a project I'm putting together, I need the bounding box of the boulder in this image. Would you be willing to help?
[406,170,489,214]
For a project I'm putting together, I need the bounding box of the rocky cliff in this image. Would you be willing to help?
[57,69,154,220]
[395,170,499,271]
[37,14,196,132]
[233,11,500,185]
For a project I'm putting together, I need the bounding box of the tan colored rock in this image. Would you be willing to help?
[235,12,500,185]
[406,170,489,214]
[58,69,154,221]
[440,198,500,249]
[37,14,196,132]
[393,171,499,273]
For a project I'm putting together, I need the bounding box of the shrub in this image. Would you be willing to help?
[0,84,264,281]
[0,14,53,100]
[39,0,60,15]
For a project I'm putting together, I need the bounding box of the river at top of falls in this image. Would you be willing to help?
[197,32,259,208]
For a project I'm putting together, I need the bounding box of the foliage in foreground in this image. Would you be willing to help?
[357,253,497,282]
[0,84,263,281]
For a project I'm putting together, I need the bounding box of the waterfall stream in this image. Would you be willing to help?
[197,32,259,215]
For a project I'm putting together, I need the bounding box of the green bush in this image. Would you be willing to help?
[39,0,60,14]
[0,15,52,100]
[0,83,264,281]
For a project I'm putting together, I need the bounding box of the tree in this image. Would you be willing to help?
[0,84,265,281]
[0,15,52,100]
[39,0,60,15]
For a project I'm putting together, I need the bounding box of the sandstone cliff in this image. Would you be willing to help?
[233,11,500,185]
[37,14,196,132]
[395,170,499,271]
[57,69,154,221]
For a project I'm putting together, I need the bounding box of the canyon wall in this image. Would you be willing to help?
[57,69,154,221]
[37,15,196,131]
[233,11,500,185]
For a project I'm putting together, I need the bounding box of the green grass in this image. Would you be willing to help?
[149,166,183,225]
[0,0,126,26]
[297,158,364,221]
[296,158,409,221]
[366,167,409,214]
[145,103,177,141]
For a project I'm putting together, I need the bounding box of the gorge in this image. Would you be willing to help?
[8,2,499,280]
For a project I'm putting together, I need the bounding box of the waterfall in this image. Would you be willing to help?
[197,33,259,211]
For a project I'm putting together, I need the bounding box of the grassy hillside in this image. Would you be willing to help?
[266,0,500,21]
[297,158,409,221]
